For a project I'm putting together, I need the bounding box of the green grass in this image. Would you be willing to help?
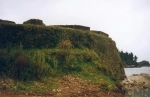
[9,77,59,94]
[69,63,117,91]
[0,48,124,93]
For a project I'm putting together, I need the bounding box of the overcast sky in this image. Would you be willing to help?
[0,0,150,62]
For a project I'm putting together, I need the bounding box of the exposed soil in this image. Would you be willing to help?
[55,76,124,97]
[0,76,125,97]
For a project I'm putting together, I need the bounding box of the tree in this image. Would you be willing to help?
[129,52,133,61]
[124,52,129,61]
[134,55,137,62]
[138,60,150,67]
[119,51,138,67]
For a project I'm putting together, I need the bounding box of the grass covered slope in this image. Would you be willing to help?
[0,22,125,94]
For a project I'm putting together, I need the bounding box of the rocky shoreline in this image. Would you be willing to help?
[121,73,150,89]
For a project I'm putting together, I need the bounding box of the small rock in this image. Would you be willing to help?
[143,85,149,89]
[131,83,135,87]
[53,89,56,92]
[140,73,149,76]
[132,74,139,76]
[57,89,61,92]
[133,80,137,83]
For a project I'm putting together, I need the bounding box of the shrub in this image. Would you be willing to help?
[91,30,109,37]
[23,19,45,25]
[56,40,73,63]
[56,40,83,72]
[0,50,9,75]
[24,51,51,80]
[56,40,73,69]
[99,82,109,91]
[2,50,52,81]
[58,25,90,30]
[0,19,15,24]
[8,52,30,80]
[57,40,73,50]
[0,24,61,49]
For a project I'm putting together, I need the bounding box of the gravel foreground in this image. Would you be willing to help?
[0,76,125,97]
[3,73,150,97]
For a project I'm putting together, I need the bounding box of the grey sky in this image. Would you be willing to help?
[0,0,150,62]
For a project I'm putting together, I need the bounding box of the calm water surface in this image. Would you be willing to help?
[124,67,150,76]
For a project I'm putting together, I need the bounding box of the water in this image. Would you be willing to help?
[124,67,150,76]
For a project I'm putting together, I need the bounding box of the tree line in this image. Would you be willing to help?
[119,51,138,67]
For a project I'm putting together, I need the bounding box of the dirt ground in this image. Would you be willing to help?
[0,76,125,97]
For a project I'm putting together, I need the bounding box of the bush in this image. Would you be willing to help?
[0,23,61,48]
[0,50,9,75]
[57,40,73,50]
[56,40,73,71]
[59,25,90,30]
[21,51,51,80]
[0,50,52,81]
[8,52,31,80]
[0,19,15,24]
[91,30,109,37]
[23,19,45,25]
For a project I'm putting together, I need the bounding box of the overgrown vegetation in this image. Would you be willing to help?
[58,25,90,30]
[0,19,15,24]
[23,19,45,25]
[0,49,51,81]
[0,19,125,93]
[0,48,121,92]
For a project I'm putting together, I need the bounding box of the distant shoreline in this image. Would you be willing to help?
[125,66,150,68]
[124,67,150,76]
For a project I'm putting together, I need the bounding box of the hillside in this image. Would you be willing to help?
[0,19,125,96]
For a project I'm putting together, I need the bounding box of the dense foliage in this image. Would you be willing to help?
[91,30,109,37]
[0,19,15,24]
[138,60,150,67]
[0,49,51,81]
[58,25,90,30]
[0,21,125,81]
[23,19,45,25]
[119,51,138,67]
